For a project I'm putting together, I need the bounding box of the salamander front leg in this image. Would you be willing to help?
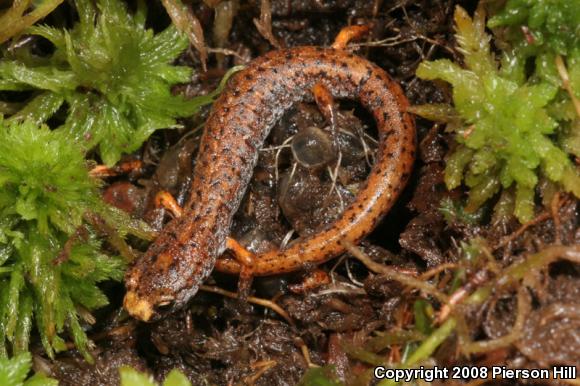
[154,190,183,218]
[90,159,144,178]
[154,190,256,299]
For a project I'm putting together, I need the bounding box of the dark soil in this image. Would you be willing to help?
[37,1,579,385]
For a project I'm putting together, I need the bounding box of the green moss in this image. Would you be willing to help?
[0,119,97,235]
[119,367,191,386]
[0,119,125,361]
[0,0,217,165]
[0,0,65,45]
[488,0,580,57]
[487,0,580,164]
[413,6,580,222]
[0,352,57,386]
[298,367,343,386]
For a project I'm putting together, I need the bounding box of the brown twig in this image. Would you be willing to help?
[162,0,208,71]
[199,285,294,326]
[555,55,580,118]
[493,211,551,251]
[253,0,282,49]
[550,192,562,244]
[342,240,449,303]
[53,226,89,266]
[462,287,531,355]
[419,263,459,281]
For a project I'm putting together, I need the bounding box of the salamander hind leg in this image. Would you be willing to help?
[331,25,370,50]
[226,237,256,299]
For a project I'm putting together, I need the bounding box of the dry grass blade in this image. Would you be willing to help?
[162,0,208,71]
[199,285,294,326]
[0,0,64,44]
[342,240,449,303]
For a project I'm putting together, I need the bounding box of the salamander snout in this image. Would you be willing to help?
[124,290,156,322]
[124,286,180,322]
[124,259,189,320]
[124,243,207,321]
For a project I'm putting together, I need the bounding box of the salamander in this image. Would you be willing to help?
[124,45,416,322]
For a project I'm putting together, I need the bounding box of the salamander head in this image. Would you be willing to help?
[123,262,181,322]
[123,245,205,322]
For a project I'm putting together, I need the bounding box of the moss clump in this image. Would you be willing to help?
[0,0,64,44]
[0,0,216,165]
[487,0,580,166]
[119,367,191,386]
[488,0,580,57]
[0,119,125,360]
[412,6,580,222]
[0,352,57,386]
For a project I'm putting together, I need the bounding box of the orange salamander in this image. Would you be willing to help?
[124,45,416,321]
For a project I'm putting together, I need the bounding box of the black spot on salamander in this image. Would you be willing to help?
[386,152,394,159]
[169,255,179,270]
[294,69,305,79]
[365,67,373,79]
[244,137,256,152]
[272,68,279,74]
[232,90,240,97]
[217,202,228,214]
[285,52,293,60]
[340,61,349,69]
[168,229,179,240]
